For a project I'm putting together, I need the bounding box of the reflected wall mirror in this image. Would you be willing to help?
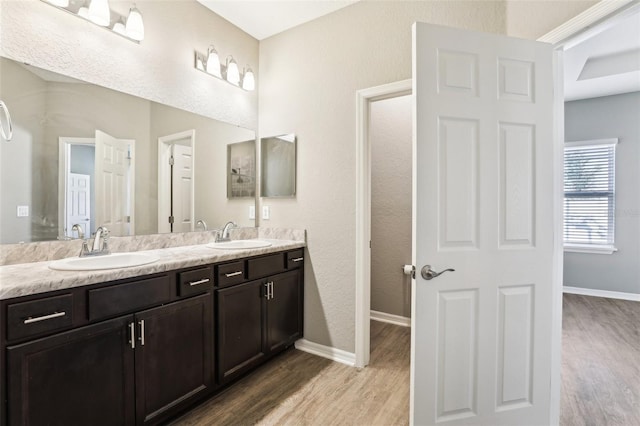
[261,133,296,198]
[0,57,257,244]
[227,140,256,198]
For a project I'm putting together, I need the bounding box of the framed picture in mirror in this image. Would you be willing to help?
[227,140,256,198]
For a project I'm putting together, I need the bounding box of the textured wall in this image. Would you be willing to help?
[0,0,258,130]
[370,95,412,318]
[564,92,640,295]
[258,0,507,353]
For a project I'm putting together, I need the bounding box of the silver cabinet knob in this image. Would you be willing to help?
[421,265,455,280]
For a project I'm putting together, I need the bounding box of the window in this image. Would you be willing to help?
[564,139,617,254]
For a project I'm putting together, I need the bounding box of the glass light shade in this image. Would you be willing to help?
[242,68,255,91]
[125,5,144,41]
[226,58,240,86]
[88,0,110,27]
[47,0,69,7]
[206,46,221,78]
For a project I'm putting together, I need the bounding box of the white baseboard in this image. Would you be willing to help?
[294,339,356,367]
[563,286,640,302]
[370,310,411,327]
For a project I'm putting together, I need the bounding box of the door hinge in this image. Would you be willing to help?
[168,216,175,224]
[125,215,131,223]
[169,155,175,166]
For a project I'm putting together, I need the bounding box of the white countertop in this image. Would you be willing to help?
[0,239,305,300]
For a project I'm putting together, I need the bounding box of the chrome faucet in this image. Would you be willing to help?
[216,221,237,242]
[80,226,111,257]
[71,224,85,240]
[196,219,208,231]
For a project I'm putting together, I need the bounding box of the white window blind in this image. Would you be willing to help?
[564,139,617,250]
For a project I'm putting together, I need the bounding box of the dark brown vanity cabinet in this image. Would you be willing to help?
[2,270,214,426]
[216,250,304,384]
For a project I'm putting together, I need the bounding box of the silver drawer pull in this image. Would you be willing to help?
[291,257,304,262]
[189,278,210,286]
[24,311,66,324]
[224,271,243,278]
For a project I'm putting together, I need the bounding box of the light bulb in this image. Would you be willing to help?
[206,46,221,78]
[88,0,110,27]
[125,5,144,41]
[242,67,255,91]
[226,57,240,86]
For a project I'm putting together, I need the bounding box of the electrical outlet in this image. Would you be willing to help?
[16,205,29,217]
[249,206,255,220]
[262,205,270,220]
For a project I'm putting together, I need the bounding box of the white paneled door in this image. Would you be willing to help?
[411,23,554,425]
[66,173,90,238]
[171,143,193,233]
[95,130,135,237]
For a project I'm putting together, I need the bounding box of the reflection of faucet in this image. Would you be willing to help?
[80,226,111,257]
[216,221,237,242]
[196,220,208,231]
[71,224,85,240]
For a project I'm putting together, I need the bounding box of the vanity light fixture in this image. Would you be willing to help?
[194,48,255,91]
[206,45,222,78]
[88,0,110,27]
[125,4,144,41]
[242,67,255,91]
[225,56,240,86]
[40,0,144,42]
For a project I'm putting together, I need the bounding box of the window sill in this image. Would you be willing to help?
[564,245,618,255]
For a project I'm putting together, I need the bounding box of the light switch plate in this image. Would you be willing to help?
[17,205,29,217]
[262,205,270,220]
[249,206,255,220]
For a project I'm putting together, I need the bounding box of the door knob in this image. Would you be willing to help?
[421,265,455,280]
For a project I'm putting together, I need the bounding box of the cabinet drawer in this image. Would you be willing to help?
[216,261,246,288]
[7,294,73,341]
[286,249,304,269]
[178,267,213,297]
[88,275,172,321]
[247,254,285,280]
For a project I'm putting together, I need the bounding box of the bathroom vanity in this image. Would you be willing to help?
[0,242,304,425]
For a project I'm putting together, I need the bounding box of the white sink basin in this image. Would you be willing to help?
[207,240,272,250]
[49,252,159,271]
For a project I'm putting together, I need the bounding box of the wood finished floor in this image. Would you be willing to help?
[173,294,639,426]
[172,320,410,426]
[560,294,640,426]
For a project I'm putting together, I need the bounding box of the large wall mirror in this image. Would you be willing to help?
[261,133,296,198]
[0,57,256,244]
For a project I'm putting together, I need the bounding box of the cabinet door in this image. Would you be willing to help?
[7,316,135,426]
[267,269,303,354]
[216,280,265,383]
[134,293,213,425]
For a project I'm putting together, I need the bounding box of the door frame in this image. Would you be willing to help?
[352,0,636,419]
[157,130,196,233]
[58,137,95,239]
[355,79,412,368]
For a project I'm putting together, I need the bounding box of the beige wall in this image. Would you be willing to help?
[0,0,259,130]
[371,95,412,318]
[258,0,595,353]
[150,103,256,231]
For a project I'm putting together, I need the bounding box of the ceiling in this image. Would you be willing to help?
[197,0,360,40]
[196,1,638,101]
[564,8,640,101]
